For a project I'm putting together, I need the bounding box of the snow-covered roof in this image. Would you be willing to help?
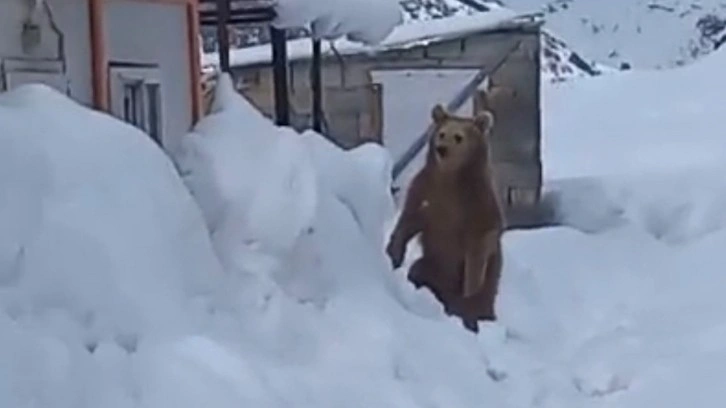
[201,7,541,69]
[273,0,403,45]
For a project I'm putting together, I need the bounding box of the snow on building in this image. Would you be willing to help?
[203,8,547,228]
[0,0,202,153]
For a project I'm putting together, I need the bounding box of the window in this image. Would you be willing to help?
[110,65,163,146]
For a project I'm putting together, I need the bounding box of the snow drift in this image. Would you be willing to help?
[544,46,726,244]
[0,75,528,407]
[0,84,223,407]
[498,47,726,406]
[173,74,516,407]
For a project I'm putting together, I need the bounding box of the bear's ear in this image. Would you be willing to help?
[474,110,494,133]
[431,104,448,124]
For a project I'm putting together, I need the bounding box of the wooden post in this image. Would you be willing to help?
[215,0,230,73]
[311,38,323,132]
[271,26,290,126]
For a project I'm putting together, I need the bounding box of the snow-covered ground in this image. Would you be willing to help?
[498,44,726,407]
[3,27,726,408]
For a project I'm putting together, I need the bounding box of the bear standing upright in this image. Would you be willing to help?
[386,104,505,333]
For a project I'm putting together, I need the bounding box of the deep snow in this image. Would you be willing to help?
[3,32,726,408]
[0,84,224,407]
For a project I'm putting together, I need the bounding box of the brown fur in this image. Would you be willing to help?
[386,104,505,333]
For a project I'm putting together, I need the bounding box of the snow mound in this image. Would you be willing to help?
[0,84,223,406]
[549,168,726,245]
[274,0,403,44]
[173,74,535,407]
[175,74,318,278]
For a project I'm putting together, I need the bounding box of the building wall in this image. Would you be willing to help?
[104,0,193,153]
[0,0,94,106]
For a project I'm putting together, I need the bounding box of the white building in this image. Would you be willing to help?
[0,0,203,152]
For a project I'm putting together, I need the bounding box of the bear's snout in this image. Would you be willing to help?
[436,146,448,158]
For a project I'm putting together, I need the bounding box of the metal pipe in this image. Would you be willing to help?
[311,38,322,132]
[271,26,290,126]
[215,0,230,72]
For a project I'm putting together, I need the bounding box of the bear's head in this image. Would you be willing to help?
[428,104,495,173]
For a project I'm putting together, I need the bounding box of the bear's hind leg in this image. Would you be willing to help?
[480,247,503,321]
[462,318,480,333]
[407,257,432,289]
[408,257,457,316]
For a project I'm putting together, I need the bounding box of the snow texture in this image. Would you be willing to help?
[0,83,223,407]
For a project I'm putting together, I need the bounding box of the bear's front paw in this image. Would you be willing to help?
[386,238,405,269]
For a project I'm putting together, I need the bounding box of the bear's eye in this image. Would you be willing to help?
[438,132,445,140]
[454,134,463,144]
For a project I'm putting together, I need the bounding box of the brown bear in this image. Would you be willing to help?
[386,104,505,333]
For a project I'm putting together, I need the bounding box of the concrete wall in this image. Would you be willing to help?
[104,0,193,153]
[0,0,93,106]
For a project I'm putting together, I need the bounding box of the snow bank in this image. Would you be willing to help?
[543,48,726,244]
[0,84,223,406]
[0,75,520,408]
[274,0,402,45]
[172,74,530,407]
[175,75,318,278]
[491,47,726,406]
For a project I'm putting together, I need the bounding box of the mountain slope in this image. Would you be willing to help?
[501,0,726,68]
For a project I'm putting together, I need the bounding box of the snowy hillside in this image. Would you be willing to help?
[392,0,726,69]
[503,0,726,68]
